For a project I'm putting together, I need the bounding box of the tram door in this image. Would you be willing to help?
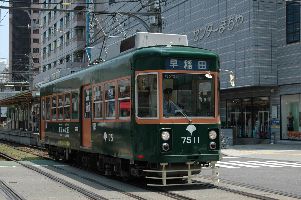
[40,98,46,140]
[81,86,92,148]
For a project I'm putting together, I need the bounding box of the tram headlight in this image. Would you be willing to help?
[209,130,217,140]
[162,143,170,151]
[210,142,216,150]
[161,131,170,141]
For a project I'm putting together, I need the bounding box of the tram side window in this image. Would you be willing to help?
[42,99,46,120]
[71,91,79,119]
[136,74,158,118]
[105,83,116,118]
[58,95,63,120]
[93,85,103,119]
[52,96,57,120]
[118,79,130,118]
[46,97,51,120]
[64,93,71,120]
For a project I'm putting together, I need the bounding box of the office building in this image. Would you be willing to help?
[33,0,87,87]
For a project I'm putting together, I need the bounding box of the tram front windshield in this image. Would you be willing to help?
[162,73,214,118]
[136,73,215,118]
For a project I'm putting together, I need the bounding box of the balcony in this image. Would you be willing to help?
[73,15,85,27]
[73,35,85,41]
[66,21,70,28]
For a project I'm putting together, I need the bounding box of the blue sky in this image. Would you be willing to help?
[0,2,9,63]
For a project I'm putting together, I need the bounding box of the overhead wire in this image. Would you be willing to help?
[0,0,142,5]
[90,0,151,46]
[0,10,8,23]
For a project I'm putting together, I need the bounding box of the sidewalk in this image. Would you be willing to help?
[222,143,301,162]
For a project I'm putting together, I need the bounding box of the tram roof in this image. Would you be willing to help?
[40,45,219,89]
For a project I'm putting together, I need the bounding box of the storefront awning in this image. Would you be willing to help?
[0,91,33,106]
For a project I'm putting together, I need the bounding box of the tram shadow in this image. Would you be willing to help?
[23,159,149,194]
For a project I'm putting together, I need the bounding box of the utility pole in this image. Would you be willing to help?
[149,0,162,33]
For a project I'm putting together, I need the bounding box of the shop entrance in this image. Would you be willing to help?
[257,111,269,139]
[226,96,270,140]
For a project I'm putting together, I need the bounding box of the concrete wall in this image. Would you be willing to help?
[163,0,279,89]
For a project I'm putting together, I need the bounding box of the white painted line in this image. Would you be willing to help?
[0,165,16,168]
[218,161,260,168]
[244,161,283,168]
[265,161,301,167]
[216,164,240,169]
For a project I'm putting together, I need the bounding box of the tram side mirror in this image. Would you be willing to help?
[229,73,235,87]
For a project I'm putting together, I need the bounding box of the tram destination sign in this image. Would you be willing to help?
[165,58,209,70]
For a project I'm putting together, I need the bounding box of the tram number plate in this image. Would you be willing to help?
[181,137,200,144]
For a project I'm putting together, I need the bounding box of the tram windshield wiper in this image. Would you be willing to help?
[169,100,192,124]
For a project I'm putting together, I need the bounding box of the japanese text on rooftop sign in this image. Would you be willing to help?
[165,59,208,70]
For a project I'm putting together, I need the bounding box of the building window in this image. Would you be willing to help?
[33,58,39,63]
[286,1,300,44]
[33,29,39,34]
[60,18,64,29]
[33,48,39,53]
[33,39,39,43]
[66,54,70,62]
[281,94,301,140]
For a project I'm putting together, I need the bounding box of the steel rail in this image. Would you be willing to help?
[197,176,301,200]
[0,179,26,200]
[50,164,148,200]
[0,152,108,200]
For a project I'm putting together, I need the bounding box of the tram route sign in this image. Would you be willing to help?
[165,58,209,70]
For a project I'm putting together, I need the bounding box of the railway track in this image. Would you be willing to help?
[51,163,196,200]
[196,175,301,200]
[0,179,25,200]
[0,152,109,200]
[1,141,299,200]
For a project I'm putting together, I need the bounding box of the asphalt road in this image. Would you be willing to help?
[214,155,301,197]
